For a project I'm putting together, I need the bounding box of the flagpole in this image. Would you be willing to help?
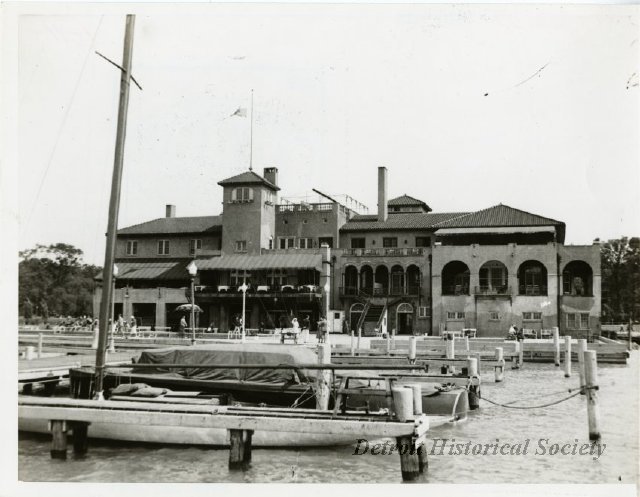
[249,89,254,171]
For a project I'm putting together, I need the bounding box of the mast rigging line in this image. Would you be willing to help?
[94,51,143,91]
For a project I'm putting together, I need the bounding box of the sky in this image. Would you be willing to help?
[12,3,640,265]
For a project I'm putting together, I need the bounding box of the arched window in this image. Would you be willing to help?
[406,265,421,295]
[563,261,593,296]
[442,261,470,295]
[344,266,358,296]
[390,265,405,295]
[397,303,414,314]
[374,266,389,296]
[350,303,365,313]
[360,265,374,294]
[518,261,548,296]
[479,261,508,294]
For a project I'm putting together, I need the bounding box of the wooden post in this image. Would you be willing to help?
[25,346,35,361]
[404,383,422,415]
[229,429,246,469]
[518,338,524,369]
[512,341,520,370]
[564,335,572,378]
[357,327,362,352]
[408,336,417,364]
[391,328,396,351]
[316,343,331,410]
[391,387,414,421]
[577,339,587,394]
[445,332,455,359]
[584,350,601,441]
[628,318,633,351]
[418,439,428,474]
[49,420,68,460]
[37,333,43,359]
[465,336,470,352]
[243,430,253,464]
[553,327,560,366]
[350,331,355,355]
[386,331,391,355]
[467,357,480,410]
[71,422,89,456]
[396,435,421,482]
[494,347,504,382]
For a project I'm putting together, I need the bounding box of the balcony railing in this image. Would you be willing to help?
[518,285,548,296]
[474,285,512,296]
[442,285,470,296]
[339,286,421,297]
[277,203,334,213]
[342,248,425,257]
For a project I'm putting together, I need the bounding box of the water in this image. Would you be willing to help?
[18,353,639,483]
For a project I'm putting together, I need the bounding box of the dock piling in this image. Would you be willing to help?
[512,341,520,370]
[37,333,43,358]
[397,435,421,482]
[49,420,68,459]
[518,338,524,369]
[494,347,504,382]
[357,327,362,352]
[386,331,391,355]
[408,337,417,364]
[467,357,480,410]
[577,339,587,394]
[71,422,89,456]
[584,350,601,441]
[228,429,253,469]
[316,343,331,410]
[350,331,355,356]
[553,327,560,366]
[445,333,455,360]
[564,335,572,378]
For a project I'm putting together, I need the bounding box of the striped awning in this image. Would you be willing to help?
[435,226,556,235]
[197,253,323,271]
[95,260,191,281]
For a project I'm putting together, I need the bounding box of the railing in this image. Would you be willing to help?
[518,285,548,296]
[339,286,421,297]
[474,286,512,296]
[442,285,470,296]
[342,248,425,257]
[277,203,335,213]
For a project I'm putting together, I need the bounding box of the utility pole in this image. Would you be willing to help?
[95,14,136,398]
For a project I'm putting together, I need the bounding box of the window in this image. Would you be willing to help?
[231,187,254,203]
[351,238,365,249]
[126,240,138,256]
[383,237,398,248]
[157,240,170,255]
[299,238,314,249]
[447,312,465,320]
[267,269,287,286]
[489,311,500,321]
[523,312,543,320]
[318,237,333,248]
[279,237,295,249]
[415,237,430,247]
[235,240,247,253]
[231,270,251,286]
[189,239,202,256]
[566,313,590,329]
[418,306,430,319]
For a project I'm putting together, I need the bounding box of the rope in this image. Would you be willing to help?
[476,386,596,410]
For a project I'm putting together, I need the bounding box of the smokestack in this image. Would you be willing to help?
[264,167,278,187]
[166,204,176,218]
[377,166,388,222]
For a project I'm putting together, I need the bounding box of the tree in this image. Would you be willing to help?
[601,237,640,323]
[19,244,101,318]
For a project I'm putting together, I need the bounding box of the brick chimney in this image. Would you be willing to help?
[264,167,278,187]
[166,204,176,218]
[377,166,388,222]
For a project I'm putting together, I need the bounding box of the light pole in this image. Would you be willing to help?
[240,280,248,343]
[108,264,118,353]
[187,261,198,345]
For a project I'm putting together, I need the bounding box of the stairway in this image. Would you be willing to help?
[358,304,385,336]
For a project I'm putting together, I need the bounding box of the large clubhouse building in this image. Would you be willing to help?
[94,166,601,338]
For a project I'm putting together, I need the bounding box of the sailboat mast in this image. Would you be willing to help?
[95,14,136,397]
[249,89,254,171]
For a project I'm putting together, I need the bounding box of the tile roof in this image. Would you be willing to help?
[433,204,564,228]
[197,253,323,271]
[217,170,280,191]
[117,216,222,235]
[388,194,432,211]
[340,212,468,232]
[96,259,192,281]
